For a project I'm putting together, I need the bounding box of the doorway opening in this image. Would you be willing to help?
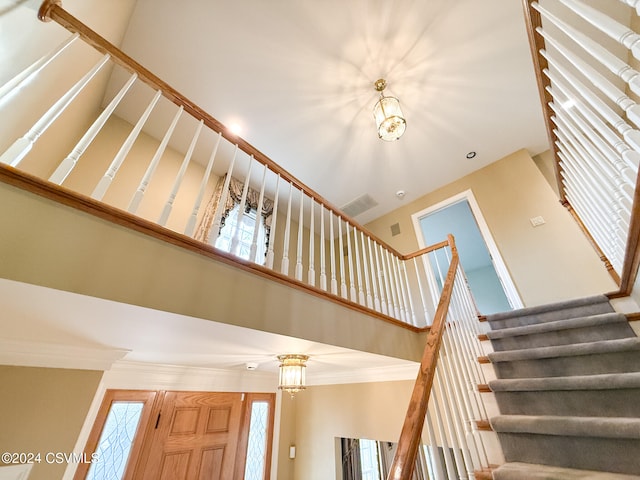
[411,190,522,315]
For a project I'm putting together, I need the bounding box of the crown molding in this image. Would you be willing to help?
[0,339,129,370]
[102,360,278,392]
[308,362,419,386]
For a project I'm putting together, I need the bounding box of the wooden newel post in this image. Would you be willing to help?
[386,234,459,480]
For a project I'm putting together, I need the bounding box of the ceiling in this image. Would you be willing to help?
[114,0,550,224]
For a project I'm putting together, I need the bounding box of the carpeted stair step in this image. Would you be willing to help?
[491,415,640,474]
[488,337,640,379]
[488,372,640,417]
[487,312,634,351]
[492,462,640,480]
[485,295,613,330]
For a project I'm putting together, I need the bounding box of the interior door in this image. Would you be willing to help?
[411,190,522,314]
[136,391,244,480]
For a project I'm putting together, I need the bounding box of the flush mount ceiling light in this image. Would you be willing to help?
[277,354,309,397]
[373,78,406,141]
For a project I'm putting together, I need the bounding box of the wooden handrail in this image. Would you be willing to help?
[386,234,459,480]
[36,0,408,261]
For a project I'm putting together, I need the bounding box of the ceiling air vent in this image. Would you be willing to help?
[340,194,378,218]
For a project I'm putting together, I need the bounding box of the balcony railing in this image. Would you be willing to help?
[523,0,640,295]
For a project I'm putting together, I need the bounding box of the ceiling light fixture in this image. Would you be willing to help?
[277,354,309,397]
[373,79,406,141]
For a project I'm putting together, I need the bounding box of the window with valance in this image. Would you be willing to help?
[195,175,274,262]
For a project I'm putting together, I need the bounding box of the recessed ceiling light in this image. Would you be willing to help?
[229,123,242,135]
[396,190,406,199]
[466,151,476,159]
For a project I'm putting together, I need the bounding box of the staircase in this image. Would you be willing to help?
[482,295,640,479]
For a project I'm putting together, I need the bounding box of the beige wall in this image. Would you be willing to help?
[291,381,414,480]
[0,366,102,480]
[365,149,617,307]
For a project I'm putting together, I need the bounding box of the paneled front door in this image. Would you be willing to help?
[136,391,244,480]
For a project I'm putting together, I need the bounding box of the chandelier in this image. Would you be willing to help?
[373,78,406,141]
[277,354,309,397]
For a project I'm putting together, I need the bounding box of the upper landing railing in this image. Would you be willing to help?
[523,0,640,295]
[0,0,455,329]
[0,3,494,479]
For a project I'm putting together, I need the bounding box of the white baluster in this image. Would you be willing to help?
[544,68,639,177]
[432,369,469,479]
[376,243,392,316]
[537,28,640,130]
[556,129,631,230]
[360,231,373,309]
[367,237,382,312]
[0,33,79,103]
[548,82,637,190]
[50,72,138,185]
[555,0,640,61]
[129,104,183,213]
[249,164,268,262]
[229,157,254,255]
[534,3,640,96]
[384,249,401,319]
[281,183,293,276]
[393,255,410,323]
[338,218,348,299]
[185,132,222,237]
[319,205,327,291]
[295,188,304,281]
[552,110,632,215]
[91,89,162,200]
[345,223,357,302]
[541,52,640,154]
[308,199,315,286]
[329,211,338,295]
[265,175,280,270]
[430,388,458,479]
[353,227,365,305]
[401,260,417,326]
[413,257,431,325]
[210,145,238,244]
[1,54,111,167]
[425,410,446,480]
[158,120,203,226]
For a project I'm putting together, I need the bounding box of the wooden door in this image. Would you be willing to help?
[136,391,244,480]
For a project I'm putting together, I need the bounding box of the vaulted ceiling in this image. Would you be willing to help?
[115,0,549,224]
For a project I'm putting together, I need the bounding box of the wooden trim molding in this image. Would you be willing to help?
[562,199,621,286]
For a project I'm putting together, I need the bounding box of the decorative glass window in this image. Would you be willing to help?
[85,402,144,480]
[243,401,270,480]
[215,204,266,261]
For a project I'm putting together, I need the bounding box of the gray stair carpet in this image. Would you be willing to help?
[483,296,640,478]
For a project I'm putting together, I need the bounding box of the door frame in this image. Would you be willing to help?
[410,189,523,310]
